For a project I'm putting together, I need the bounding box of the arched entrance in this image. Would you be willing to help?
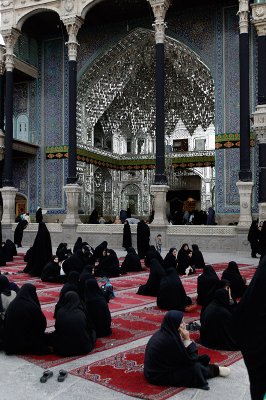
[15,193,27,220]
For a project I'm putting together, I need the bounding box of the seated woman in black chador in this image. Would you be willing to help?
[84,279,112,338]
[95,249,120,278]
[93,241,108,262]
[144,246,164,269]
[221,261,247,298]
[0,275,17,319]
[163,248,178,271]
[2,239,17,262]
[157,268,192,311]
[4,283,50,355]
[54,271,81,318]
[191,244,205,269]
[197,264,220,306]
[121,247,142,274]
[41,255,66,283]
[50,291,96,357]
[137,259,166,297]
[177,243,191,275]
[144,310,230,390]
[200,288,239,351]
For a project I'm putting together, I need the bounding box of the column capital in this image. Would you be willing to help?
[238,0,250,34]
[148,0,172,44]
[2,28,20,72]
[61,16,84,61]
[251,2,266,36]
[253,104,266,143]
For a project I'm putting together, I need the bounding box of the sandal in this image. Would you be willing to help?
[40,370,53,383]
[57,369,68,382]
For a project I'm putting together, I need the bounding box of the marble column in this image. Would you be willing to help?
[0,44,5,136]
[148,0,171,225]
[62,17,83,225]
[1,29,20,224]
[237,0,253,226]
[251,1,266,221]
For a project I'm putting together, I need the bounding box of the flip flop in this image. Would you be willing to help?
[57,369,68,382]
[40,370,53,383]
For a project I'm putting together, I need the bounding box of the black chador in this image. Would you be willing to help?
[137,259,165,296]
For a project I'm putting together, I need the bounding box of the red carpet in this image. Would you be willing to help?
[23,305,201,369]
[69,344,242,400]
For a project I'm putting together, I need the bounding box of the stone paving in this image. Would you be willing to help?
[0,247,257,400]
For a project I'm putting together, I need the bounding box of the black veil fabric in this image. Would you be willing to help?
[144,310,211,389]
[197,265,220,306]
[14,220,28,247]
[4,283,48,355]
[163,248,177,270]
[233,255,266,400]
[137,259,165,296]
[23,222,52,276]
[200,288,238,351]
[157,268,191,311]
[84,279,112,338]
[221,261,247,298]
[122,221,132,249]
[51,291,96,356]
[137,221,150,259]
[121,247,142,273]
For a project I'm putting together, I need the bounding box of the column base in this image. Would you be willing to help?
[63,184,81,225]
[150,184,169,225]
[236,181,254,227]
[0,186,17,224]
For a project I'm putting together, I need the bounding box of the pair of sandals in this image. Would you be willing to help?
[40,369,68,383]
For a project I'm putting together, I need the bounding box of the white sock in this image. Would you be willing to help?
[219,366,230,377]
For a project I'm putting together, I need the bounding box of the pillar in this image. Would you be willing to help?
[237,0,253,226]
[0,44,5,135]
[0,29,20,224]
[148,0,171,225]
[62,17,83,225]
[251,1,266,221]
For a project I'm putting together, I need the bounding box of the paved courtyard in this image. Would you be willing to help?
[0,248,256,400]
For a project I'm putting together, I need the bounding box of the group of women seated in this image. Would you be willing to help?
[0,257,112,355]
[0,231,252,393]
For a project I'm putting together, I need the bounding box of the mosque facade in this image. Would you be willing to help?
[0,0,264,226]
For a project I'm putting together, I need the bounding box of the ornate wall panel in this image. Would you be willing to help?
[43,38,65,209]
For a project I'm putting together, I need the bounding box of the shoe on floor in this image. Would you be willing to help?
[219,366,230,377]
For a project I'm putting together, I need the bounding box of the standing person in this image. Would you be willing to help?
[23,222,52,277]
[258,220,266,258]
[24,212,31,223]
[248,220,259,258]
[14,219,28,248]
[35,207,43,223]
[144,310,230,390]
[88,208,99,224]
[137,220,150,259]
[122,220,132,250]
[119,209,127,224]
[233,255,266,400]
[155,234,162,254]
[206,207,216,225]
